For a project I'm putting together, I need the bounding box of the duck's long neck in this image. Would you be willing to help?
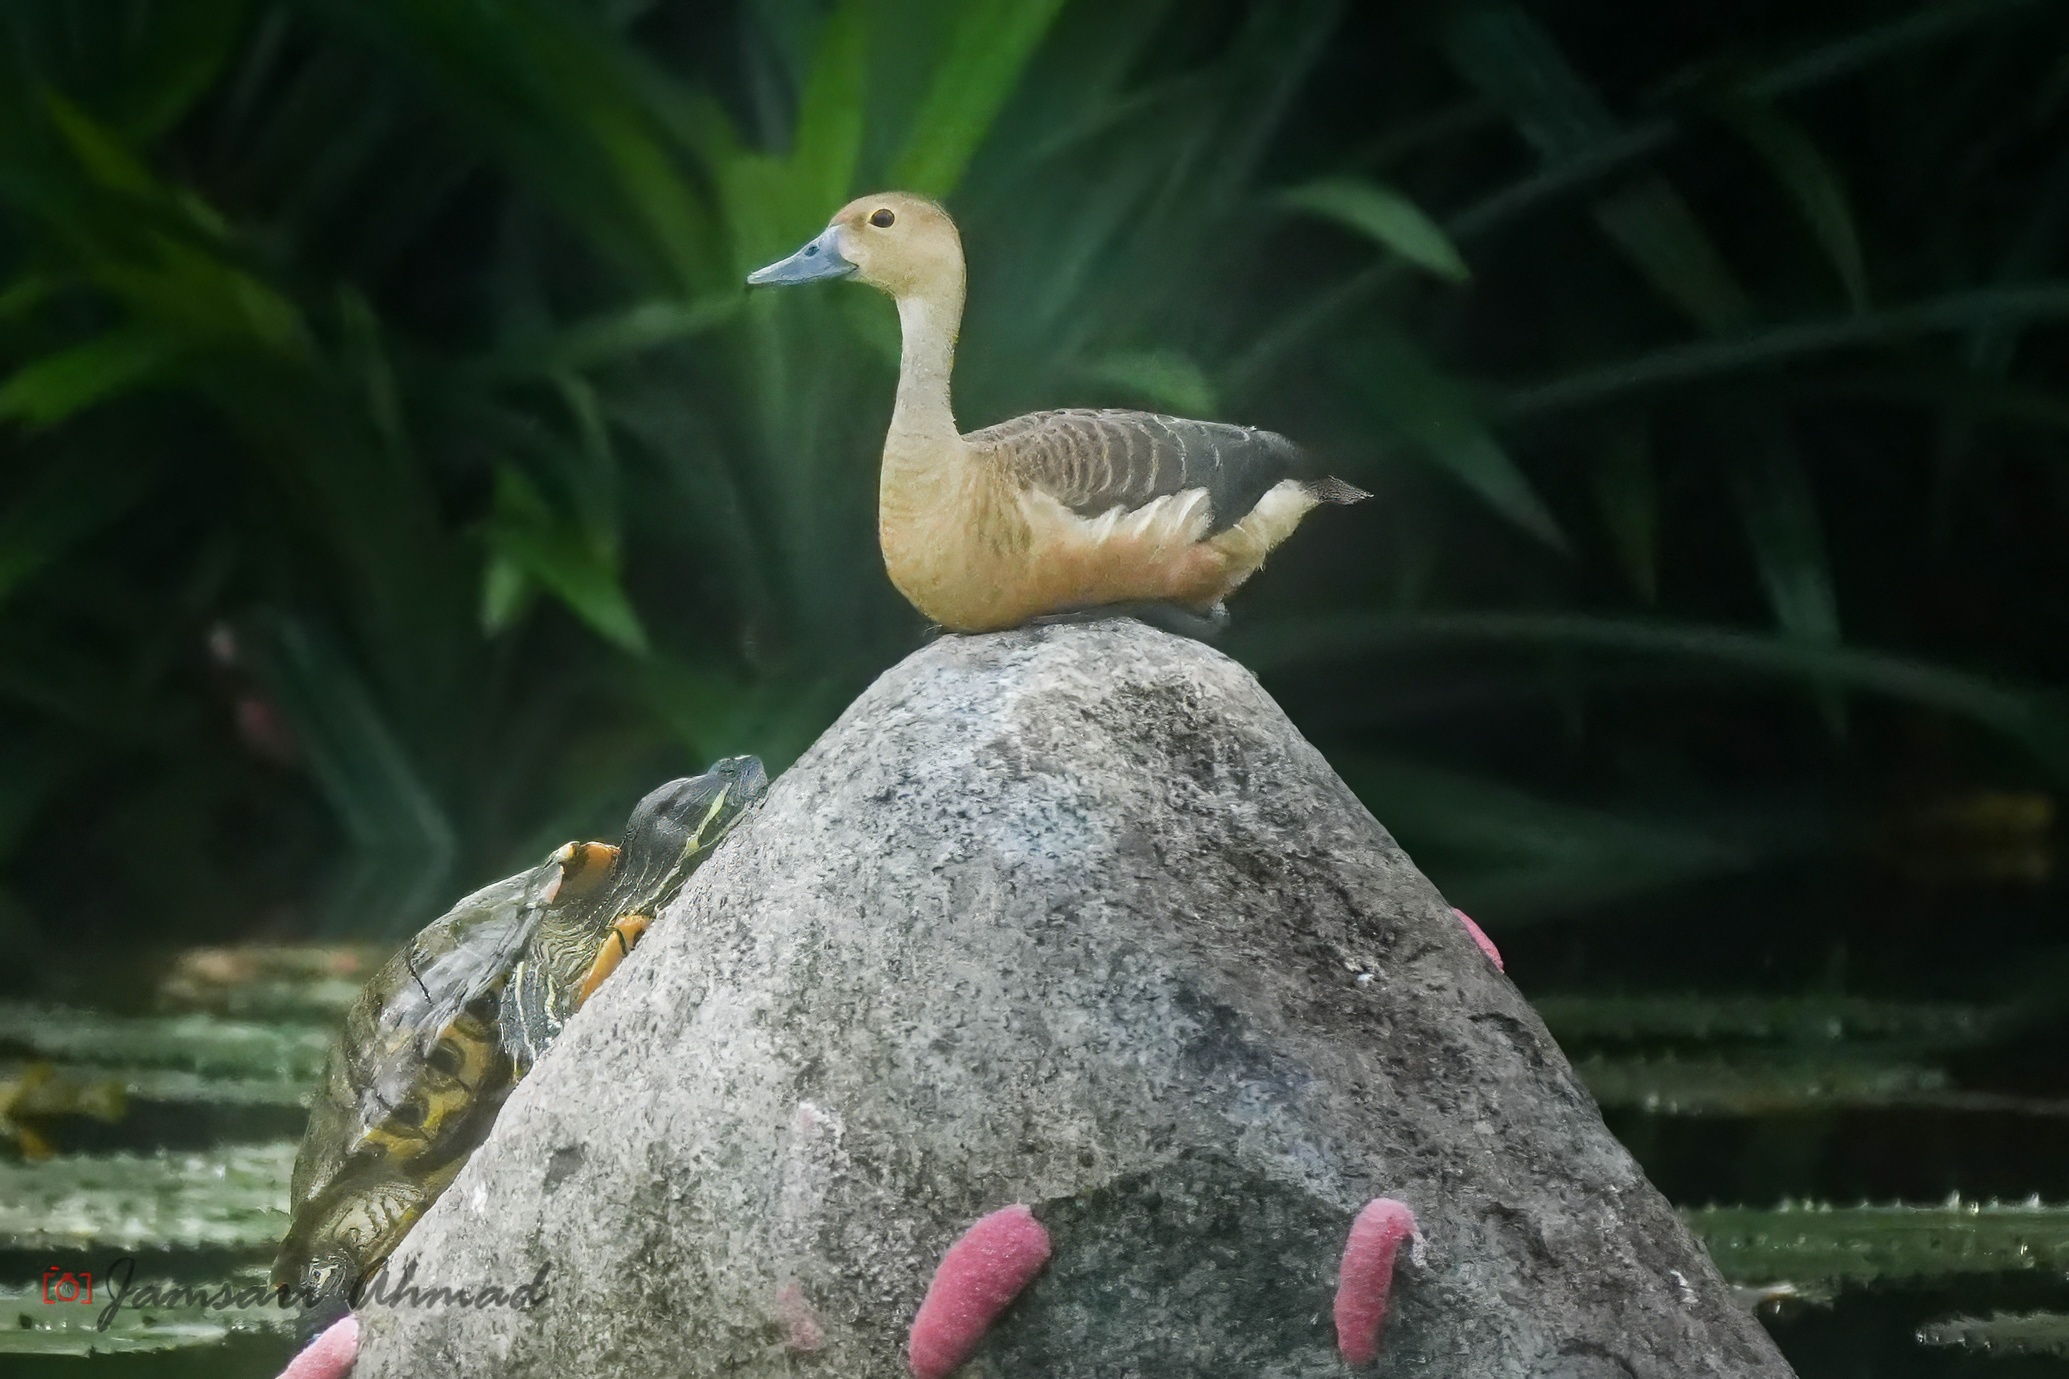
[885,274,965,457]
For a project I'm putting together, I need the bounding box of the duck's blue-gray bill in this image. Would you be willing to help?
[746,226,855,286]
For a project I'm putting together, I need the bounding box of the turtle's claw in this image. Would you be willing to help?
[575,913,652,1007]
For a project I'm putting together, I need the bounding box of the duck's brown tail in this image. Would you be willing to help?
[1303,475,1371,505]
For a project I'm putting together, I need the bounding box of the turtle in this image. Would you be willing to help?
[271,757,768,1309]
[500,756,768,1077]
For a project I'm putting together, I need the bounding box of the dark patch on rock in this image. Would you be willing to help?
[542,1145,582,1194]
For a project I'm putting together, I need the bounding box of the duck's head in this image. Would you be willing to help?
[746,192,961,299]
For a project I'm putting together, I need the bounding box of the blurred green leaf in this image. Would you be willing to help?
[1592,180,1753,333]
[891,0,1072,196]
[1345,332,1567,550]
[1689,1200,2069,1288]
[1716,94,1870,311]
[40,90,158,196]
[0,328,179,424]
[480,297,740,379]
[1278,176,1471,283]
[1337,753,1758,923]
[480,553,535,635]
[241,616,458,926]
[1235,612,2069,782]
[0,453,153,607]
[1729,431,1844,727]
[1920,1313,2069,1357]
[1588,419,1659,603]
[0,1141,293,1252]
[1074,349,1219,416]
[1442,2,1750,331]
[481,466,648,654]
[1505,283,2069,416]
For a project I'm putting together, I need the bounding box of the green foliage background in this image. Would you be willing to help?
[4,0,2066,943]
[5,0,2069,1371]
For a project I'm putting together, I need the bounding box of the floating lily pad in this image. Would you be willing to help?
[0,1004,330,1082]
[1537,993,2001,1048]
[1688,1199,2069,1287]
[1918,1311,2069,1357]
[47,1065,314,1109]
[1577,1053,1951,1114]
[0,1268,297,1355]
[0,1142,295,1253]
[157,945,376,1021]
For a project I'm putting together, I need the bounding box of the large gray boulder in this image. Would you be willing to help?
[354,620,1792,1378]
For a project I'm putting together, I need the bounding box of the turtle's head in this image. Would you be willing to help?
[618,756,768,879]
[692,755,769,849]
[270,1236,361,1318]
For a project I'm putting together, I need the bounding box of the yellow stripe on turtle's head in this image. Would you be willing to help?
[671,756,769,858]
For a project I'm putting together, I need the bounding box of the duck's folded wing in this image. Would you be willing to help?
[966,408,1323,534]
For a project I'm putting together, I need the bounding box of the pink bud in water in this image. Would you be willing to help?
[1334,1198,1417,1365]
[1453,908,1503,972]
[908,1204,1052,1379]
[278,1315,358,1379]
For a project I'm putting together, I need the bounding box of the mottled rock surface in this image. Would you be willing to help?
[355,621,1792,1378]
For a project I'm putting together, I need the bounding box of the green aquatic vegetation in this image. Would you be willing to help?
[157,946,375,1021]
[1575,1053,1955,1115]
[0,1268,296,1356]
[31,1064,315,1109]
[0,1004,330,1082]
[170,977,365,1022]
[1538,994,2004,1050]
[1917,1312,2069,1357]
[1,0,2064,947]
[1687,1200,2069,1287]
[0,1142,294,1253]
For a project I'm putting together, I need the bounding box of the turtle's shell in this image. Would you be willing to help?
[500,755,768,1076]
[272,756,767,1304]
[270,856,567,1300]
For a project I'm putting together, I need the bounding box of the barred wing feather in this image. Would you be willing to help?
[966,409,1358,535]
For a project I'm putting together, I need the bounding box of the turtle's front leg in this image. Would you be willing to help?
[574,913,652,1007]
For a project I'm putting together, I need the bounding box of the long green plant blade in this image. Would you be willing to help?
[1919,1313,2069,1357]
[1714,94,1870,311]
[1688,1200,2069,1287]
[1343,332,1566,550]
[1536,994,2004,1048]
[0,1004,330,1081]
[1504,283,2069,417]
[1334,754,1757,923]
[1236,613,2069,781]
[890,0,1072,196]
[1278,177,1470,283]
[0,1142,294,1253]
[0,1274,293,1356]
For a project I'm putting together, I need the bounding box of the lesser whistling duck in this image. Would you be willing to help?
[747,192,1368,633]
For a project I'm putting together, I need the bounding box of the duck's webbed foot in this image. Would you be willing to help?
[1023,601,1228,642]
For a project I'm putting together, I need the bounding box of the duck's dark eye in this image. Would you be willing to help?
[870,208,896,228]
